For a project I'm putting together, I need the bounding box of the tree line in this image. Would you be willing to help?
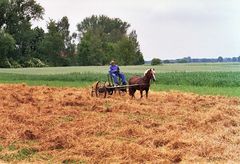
[162,56,240,64]
[0,0,144,68]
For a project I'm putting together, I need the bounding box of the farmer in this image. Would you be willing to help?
[109,60,127,86]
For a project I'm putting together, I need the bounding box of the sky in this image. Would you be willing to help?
[34,0,240,60]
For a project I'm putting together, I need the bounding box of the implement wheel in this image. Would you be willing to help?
[95,81,107,98]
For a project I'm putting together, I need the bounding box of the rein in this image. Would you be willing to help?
[106,83,149,89]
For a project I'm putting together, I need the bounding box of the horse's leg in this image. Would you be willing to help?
[129,87,133,96]
[131,89,136,98]
[140,89,143,98]
[146,88,149,98]
[129,87,134,98]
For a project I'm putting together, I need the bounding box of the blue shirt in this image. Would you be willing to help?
[109,65,119,74]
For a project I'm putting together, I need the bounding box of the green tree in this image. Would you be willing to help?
[38,20,65,66]
[38,17,77,66]
[2,0,44,65]
[31,27,45,56]
[4,0,44,39]
[128,30,144,65]
[77,29,107,66]
[151,58,162,65]
[217,56,223,62]
[58,16,76,56]
[0,0,9,28]
[77,15,144,66]
[0,31,15,67]
[77,15,129,41]
[115,37,134,65]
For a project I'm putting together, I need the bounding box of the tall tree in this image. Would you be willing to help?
[4,0,44,35]
[77,15,144,66]
[57,16,76,57]
[129,30,144,65]
[3,0,44,61]
[77,29,107,66]
[38,20,65,66]
[77,15,130,41]
[38,17,77,66]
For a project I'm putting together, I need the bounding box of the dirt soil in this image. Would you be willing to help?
[0,84,240,163]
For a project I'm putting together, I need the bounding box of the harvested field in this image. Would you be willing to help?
[0,84,240,163]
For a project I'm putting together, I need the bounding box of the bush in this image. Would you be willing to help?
[9,58,22,68]
[32,58,47,67]
[22,58,47,67]
[151,58,162,65]
[0,57,12,68]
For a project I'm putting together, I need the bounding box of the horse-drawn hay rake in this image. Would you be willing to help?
[91,68,156,98]
[91,81,131,98]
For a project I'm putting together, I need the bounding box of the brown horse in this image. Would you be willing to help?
[128,68,156,98]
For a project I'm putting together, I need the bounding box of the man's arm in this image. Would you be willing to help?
[109,65,119,73]
[117,66,120,73]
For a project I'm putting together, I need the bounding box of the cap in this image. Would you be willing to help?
[110,60,115,65]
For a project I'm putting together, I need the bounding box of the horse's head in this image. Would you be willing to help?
[144,68,156,81]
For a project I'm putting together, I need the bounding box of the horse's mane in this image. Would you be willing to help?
[144,69,150,76]
[144,68,155,76]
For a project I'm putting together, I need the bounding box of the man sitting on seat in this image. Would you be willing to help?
[109,60,127,86]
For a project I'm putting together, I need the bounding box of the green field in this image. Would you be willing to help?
[0,63,240,97]
[0,62,240,75]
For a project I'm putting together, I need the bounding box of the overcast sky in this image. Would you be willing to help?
[34,0,240,60]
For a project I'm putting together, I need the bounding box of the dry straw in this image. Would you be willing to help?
[0,84,239,163]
